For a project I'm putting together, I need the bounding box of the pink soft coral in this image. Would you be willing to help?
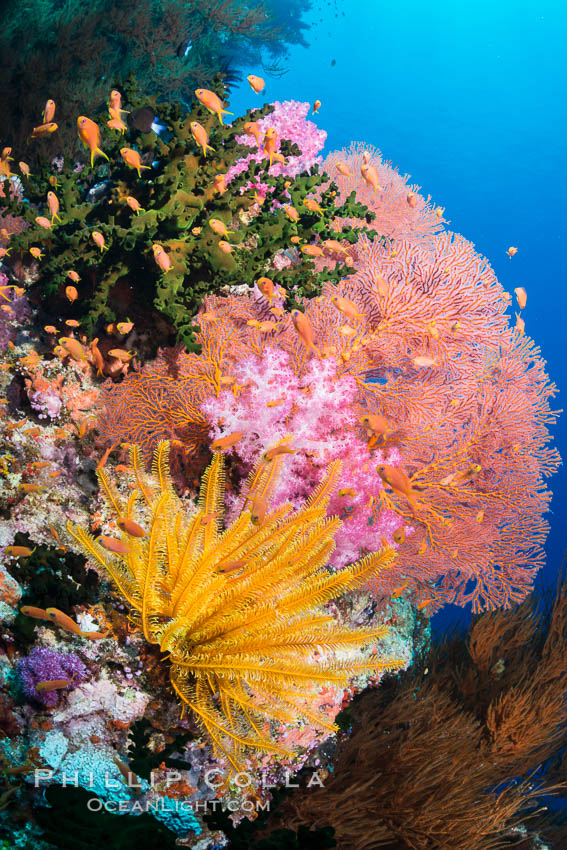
[227,100,327,184]
[202,351,402,570]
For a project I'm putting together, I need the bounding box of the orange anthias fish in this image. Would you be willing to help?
[29,247,43,260]
[300,244,323,257]
[108,89,128,118]
[361,164,383,195]
[77,116,109,166]
[218,240,234,254]
[209,218,234,237]
[243,121,262,146]
[256,277,277,303]
[377,465,420,512]
[360,413,393,437]
[59,336,86,361]
[29,122,58,139]
[514,287,527,309]
[92,231,107,252]
[515,312,525,334]
[43,99,56,123]
[117,517,147,537]
[250,495,267,525]
[291,309,318,355]
[67,270,80,283]
[263,128,285,166]
[126,196,145,215]
[120,148,150,177]
[312,99,322,113]
[190,121,214,157]
[99,536,131,555]
[35,216,52,229]
[152,243,172,273]
[65,285,78,303]
[116,320,134,334]
[194,88,233,124]
[90,339,104,376]
[45,607,83,636]
[264,442,296,462]
[211,431,243,450]
[107,117,128,134]
[47,191,61,224]
[20,605,50,620]
[108,348,134,362]
[247,74,265,94]
[323,239,349,255]
[213,173,227,195]
[406,192,417,208]
[335,161,352,177]
[284,206,300,222]
[5,545,35,557]
[330,295,363,321]
[36,679,74,692]
[303,198,323,216]
[506,246,518,258]
[19,161,31,177]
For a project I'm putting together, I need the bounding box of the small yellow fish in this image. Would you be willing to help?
[5,546,35,557]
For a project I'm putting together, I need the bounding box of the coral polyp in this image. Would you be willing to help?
[67,441,402,772]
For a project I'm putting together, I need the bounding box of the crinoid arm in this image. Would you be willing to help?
[68,440,404,773]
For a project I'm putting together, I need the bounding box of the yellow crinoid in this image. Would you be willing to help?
[67,441,402,772]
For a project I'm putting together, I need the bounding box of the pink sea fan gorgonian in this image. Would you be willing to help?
[323,142,446,250]
[226,100,327,184]
[100,230,559,613]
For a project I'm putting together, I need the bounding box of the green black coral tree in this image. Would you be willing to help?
[1,77,382,350]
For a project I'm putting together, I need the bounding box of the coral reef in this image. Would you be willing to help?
[0,74,559,849]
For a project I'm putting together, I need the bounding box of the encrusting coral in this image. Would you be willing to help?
[67,441,403,773]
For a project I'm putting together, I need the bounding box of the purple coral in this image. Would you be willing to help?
[226,100,327,183]
[18,646,87,707]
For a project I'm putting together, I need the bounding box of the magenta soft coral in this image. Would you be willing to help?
[202,351,402,570]
[226,100,327,184]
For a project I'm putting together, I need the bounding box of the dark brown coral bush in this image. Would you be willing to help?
[248,573,567,850]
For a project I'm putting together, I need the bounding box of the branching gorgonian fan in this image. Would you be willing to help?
[67,441,402,772]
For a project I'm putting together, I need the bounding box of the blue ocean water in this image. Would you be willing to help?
[233,0,567,634]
